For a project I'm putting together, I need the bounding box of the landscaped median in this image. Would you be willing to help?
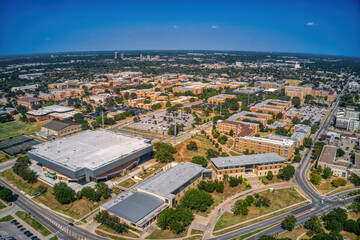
[213,188,309,236]
[15,211,52,236]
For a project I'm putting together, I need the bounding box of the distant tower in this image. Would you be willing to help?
[114,52,118,59]
[294,62,301,69]
[121,53,124,59]
[140,54,143,61]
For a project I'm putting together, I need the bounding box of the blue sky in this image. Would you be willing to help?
[0,0,359,56]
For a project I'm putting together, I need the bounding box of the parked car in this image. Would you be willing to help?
[19,228,26,232]
[16,225,23,229]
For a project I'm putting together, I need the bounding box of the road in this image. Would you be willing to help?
[211,82,352,240]
[0,179,105,240]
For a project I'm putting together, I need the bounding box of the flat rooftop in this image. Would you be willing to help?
[103,191,167,225]
[211,152,284,168]
[134,162,204,199]
[318,145,337,165]
[27,105,74,116]
[240,136,295,147]
[29,130,152,170]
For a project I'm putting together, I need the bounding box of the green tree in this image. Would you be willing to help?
[304,216,323,236]
[275,127,288,136]
[336,148,345,157]
[80,187,99,202]
[311,173,322,185]
[254,196,271,208]
[53,182,76,204]
[266,171,274,180]
[95,182,110,199]
[304,137,313,147]
[292,97,301,108]
[278,165,295,181]
[191,156,208,167]
[323,167,332,179]
[276,112,283,119]
[0,188,12,201]
[283,215,297,231]
[181,189,214,212]
[186,141,198,151]
[233,200,249,216]
[206,149,220,159]
[154,149,174,163]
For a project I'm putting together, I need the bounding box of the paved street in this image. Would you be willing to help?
[209,81,352,240]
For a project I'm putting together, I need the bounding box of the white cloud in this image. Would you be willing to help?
[45,38,51,41]
[306,22,314,26]
[173,25,179,29]
[212,25,219,29]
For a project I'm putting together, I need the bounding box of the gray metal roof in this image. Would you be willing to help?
[211,152,284,168]
[134,162,204,199]
[42,119,81,131]
[106,191,165,224]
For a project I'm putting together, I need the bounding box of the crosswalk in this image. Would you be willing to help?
[45,216,87,240]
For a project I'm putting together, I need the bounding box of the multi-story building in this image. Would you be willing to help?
[285,86,336,102]
[235,136,295,159]
[258,81,285,90]
[318,145,360,178]
[100,162,204,230]
[217,120,256,137]
[250,99,292,115]
[228,111,273,125]
[211,153,285,180]
[335,109,360,132]
[207,94,236,104]
[17,97,42,109]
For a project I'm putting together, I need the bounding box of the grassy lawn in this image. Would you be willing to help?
[277,226,306,239]
[313,176,352,194]
[174,135,217,162]
[118,178,137,188]
[233,223,278,240]
[183,236,202,240]
[15,211,52,236]
[95,230,127,240]
[0,215,14,222]
[191,229,204,235]
[214,188,305,231]
[229,151,240,156]
[111,188,123,195]
[97,224,139,238]
[0,120,46,140]
[1,169,106,219]
[226,138,234,148]
[49,237,58,240]
[0,201,7,210]
[147,226,189,239]
[0,152,14,164]
[197,183,247,217]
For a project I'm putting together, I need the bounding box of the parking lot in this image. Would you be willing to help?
[128,111,194,135]
[0,221,41,240]
[285,105,327,124]
[85,105,151,120]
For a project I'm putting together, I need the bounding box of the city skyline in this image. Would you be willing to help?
[0,0,359,57]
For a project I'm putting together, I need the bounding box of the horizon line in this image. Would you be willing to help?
[1,49,360,59]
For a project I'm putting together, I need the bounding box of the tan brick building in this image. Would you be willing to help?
[211,152,285,180]
[235,136,295,160]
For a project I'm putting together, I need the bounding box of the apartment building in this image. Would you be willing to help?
[250,99,292,115]
[235,136,295,159]
[285,86,336,102]
[258,81,285,90]
[217,120,256,137]
[336,108,360,132]
[211,153,285,180]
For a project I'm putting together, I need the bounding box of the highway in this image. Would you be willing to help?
[211,82,353,240]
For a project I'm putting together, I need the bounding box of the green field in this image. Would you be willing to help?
[15,211,52,236]
[0,215,13,222]
[0,121,42,140]
[214,188,305,231]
